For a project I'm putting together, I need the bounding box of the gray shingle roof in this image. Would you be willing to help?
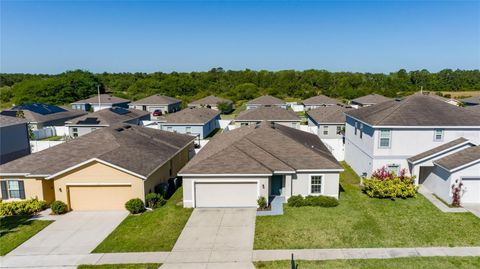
[0,115,27,127]
[461,96,480,105]
[302,95,339,106]
[235,107,301,122]
[465,105,480,114]
[0,125,195,178]
[351,94,392,105]
[71,94,130,105]
[407,138,470,163]
[345,95,480,126]
[434,146,480,171]
[1,104,87,125]
[188,95,232,106]
[246,95,285,106]
[130,95,181,105]
[307,106,353,124]
[179,122,342,175]
[66,108,150,126]
[161,107,220,124]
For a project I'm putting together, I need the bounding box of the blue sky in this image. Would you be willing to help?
[1,1,479,74]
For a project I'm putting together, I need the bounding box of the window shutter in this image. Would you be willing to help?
[18,181,26,199]
[0,181,8,200]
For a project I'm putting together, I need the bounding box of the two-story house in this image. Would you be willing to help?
[344,95,480,179]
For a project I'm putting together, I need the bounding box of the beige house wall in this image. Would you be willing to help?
[0,177,53,203]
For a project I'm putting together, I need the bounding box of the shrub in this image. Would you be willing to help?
[304,195,339,207]
[145,193,166,209]
[0,199,47,216]
[362,167,417,199]
[50,200,68,214]
[125,198,145,214]
[257,196,267,209]
[287,195,304,207]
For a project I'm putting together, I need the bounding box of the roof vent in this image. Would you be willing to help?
[115,127,124,132]
[124,125,132,129]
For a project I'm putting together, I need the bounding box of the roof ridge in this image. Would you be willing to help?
[375,97,409,125]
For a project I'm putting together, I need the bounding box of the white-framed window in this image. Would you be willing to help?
[434,129,444,142]
[379,129,391,148]
[72,127,78,138]
[336,126,342,135]
[310,175,323,194]
[186,126,191,134]
[386,164,400,175]
[1,180,25,199]
[323,126,329,135]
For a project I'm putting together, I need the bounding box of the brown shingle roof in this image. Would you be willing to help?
[0,115,27,127]
[465,105,480,114]
[161,107,220,124]
[0,125,195,178]
[130,95,181,105]
[71,94,130,105]
[246,95,285,105]
[407,138,471,163]
[302,95,339,106]
[434,146,480,171]
[351,94,392,105]
[235,107,301,122]
[345,95,480,126]
[66,108,150,126]
[188,95,232,106]
[307,106,353,124]
[179,122,342,175]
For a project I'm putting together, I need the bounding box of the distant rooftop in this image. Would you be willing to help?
[351,94,392,105]
[0,115,27,127]
[66,107,150,126]
[188,95,232,106]
[71,94,130,105]
[307,105,353,124]
[235,106,301,122]
[161,107,220,124]
[246,95,285,106]
[302,95,339,106]
[1,103,86,124]
[462,96,480,105]
[130,94,181,105]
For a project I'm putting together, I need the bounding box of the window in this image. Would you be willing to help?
[186,126,191,134]
[434,129,444,142]
[360,123,363,139]
[241,122,248,126]
[379,129,391,148]
[387,164,400,175]
[354,122,358,135]
[323,126,329,135]
[310,175,323,194]
[72,128,78,138]
[336,126,342,135]
[1,180,25,199]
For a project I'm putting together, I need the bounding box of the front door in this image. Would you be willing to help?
[271,175,283,196]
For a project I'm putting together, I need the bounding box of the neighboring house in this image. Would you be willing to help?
[1,103,86,130]
[344,95,480,179]
[178,122,343,208]
[129,94,182,115]
[187,95,233,113]
[416,92,461,106]
[71,94,130,112]
[0,116,30,164]
[350,94,392,108]
[306,106,353,161]
[65,107,150,137]
[462,96,480,106]
[301,95,340,110]
[234,106,301,129]
[157,107,220,139]
[406,138,479,204]
[246,95,287,110]
[0,125,195,210]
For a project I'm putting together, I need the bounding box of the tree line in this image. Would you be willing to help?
[1,68,479,107]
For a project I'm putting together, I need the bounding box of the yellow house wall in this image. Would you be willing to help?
[0,177,50,202]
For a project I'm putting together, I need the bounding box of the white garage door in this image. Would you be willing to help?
[195,182,258,208]
[462,178,480,203]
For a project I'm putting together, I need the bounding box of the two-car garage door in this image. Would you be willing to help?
[462,178,480,204]
[194,182,257,208]
[68,185,134,211]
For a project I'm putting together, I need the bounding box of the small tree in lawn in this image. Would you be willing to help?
[451,179,463,207]
[217,102,230,114]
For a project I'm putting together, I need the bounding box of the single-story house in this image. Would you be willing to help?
[129,94,182,115]
[234,106,301,129]
[65,107,150,137]
[0,125,195,210]
[71,94,130,112]
[306,105,353,161]
[157,107,220,139]
[178,122,343,208]
[246,95,287,110]
[344,95,480,179]
[302,95,340,110]
[1,103,87,130]
[0,116,30,164]
[349,94,392,108]
[419,145,480,204]
[187,95,233,113]
[462,96,480,106]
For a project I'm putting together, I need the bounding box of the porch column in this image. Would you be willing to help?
[284,174,292,199]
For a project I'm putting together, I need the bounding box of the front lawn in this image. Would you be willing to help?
[93,187,192,253]
[78,264,160,269]
[254,162,480,249]
[255,257,480,269]
[0,215,52,255]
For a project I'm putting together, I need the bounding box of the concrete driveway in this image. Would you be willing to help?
[8,211,128,256]
[463,204,480,218]
[162,208,256,268]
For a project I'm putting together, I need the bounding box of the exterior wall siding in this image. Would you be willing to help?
[291,172,340,199]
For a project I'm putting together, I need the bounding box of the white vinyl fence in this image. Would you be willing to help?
[32,126,69,139]
[30,140,65,153]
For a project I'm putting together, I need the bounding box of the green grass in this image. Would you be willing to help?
[0,216,52,255]
[255,257,480,269]
[93,187,192,253]
[78,264,160,269]
[254,162,480,249]
[40,135,63,141]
